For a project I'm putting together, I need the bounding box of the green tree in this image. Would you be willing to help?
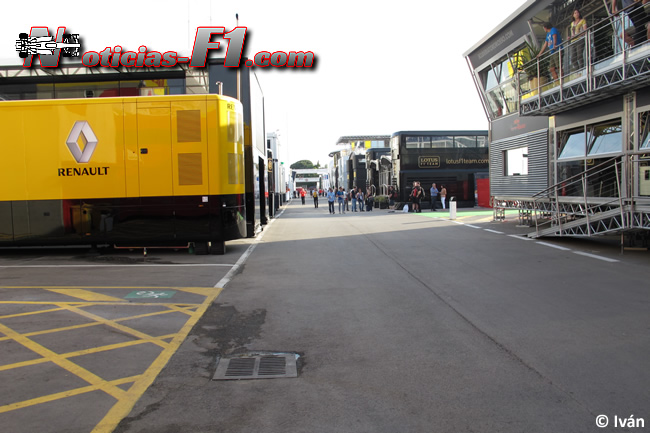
[290,160,315,169]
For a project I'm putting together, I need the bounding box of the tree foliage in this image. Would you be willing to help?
[290,160,315,169]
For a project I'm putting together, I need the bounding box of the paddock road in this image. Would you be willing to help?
[1,200,648,433]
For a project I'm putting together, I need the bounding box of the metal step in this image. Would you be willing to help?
[528,207,626,238]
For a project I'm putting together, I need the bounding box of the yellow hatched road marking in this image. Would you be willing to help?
[0,307,66,320]
[2,285,222,291]
[0,375,140,414]
[0,333,176,373]
[45,289,125,302]
[91,286,225,433]
[0,285,222,432]
[0,301,201,307]
[0,322,128,401]
[58,305,170,350]
[0,304,197,343]
[176,287,215,296]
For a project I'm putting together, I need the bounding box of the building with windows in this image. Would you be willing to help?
[329,135,390,193]
[390,131,489,207]
[465,0,650,240]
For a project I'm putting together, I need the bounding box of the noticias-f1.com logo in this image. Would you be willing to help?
[17,26,315,69]
[16,28,81,65]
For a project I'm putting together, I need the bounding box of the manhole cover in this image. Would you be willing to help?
[212,352,299,380]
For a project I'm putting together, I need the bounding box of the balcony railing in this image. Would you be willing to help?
[519,3,650,116]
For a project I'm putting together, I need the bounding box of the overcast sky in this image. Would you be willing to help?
[1,0,527,166]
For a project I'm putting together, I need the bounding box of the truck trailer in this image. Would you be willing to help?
[0,93,246,254]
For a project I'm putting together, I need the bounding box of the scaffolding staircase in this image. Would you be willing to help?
[494,157,650,241]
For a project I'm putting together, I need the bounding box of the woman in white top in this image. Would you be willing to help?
[440,185,447,209]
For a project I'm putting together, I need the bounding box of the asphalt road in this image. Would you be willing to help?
[108,200,650,433]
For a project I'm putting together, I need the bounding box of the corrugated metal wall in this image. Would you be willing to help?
[490,129,549,197]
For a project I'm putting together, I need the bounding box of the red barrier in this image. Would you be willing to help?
[477,178,491,208]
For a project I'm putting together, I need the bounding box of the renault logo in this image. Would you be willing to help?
[66,121,97,163]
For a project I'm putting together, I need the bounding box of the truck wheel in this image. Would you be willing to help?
[194,242,209,255]
[210,240,226,255]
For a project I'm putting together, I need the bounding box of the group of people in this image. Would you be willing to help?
[536,2,650,82]
[409,182,447,213]
[318,186,376,214]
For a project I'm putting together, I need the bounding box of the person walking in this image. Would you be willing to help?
[357,189,365,212]
[350,187,358,212]
[336,187,346,214]
[327,187,336,214]
[440,185,448,210]
[300,188,306,205]
[429,183,439,211]
[312,189,319,208]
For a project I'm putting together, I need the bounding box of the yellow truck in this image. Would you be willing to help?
[0,94,246,254]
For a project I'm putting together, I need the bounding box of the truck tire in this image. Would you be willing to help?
[210,240,226,255]
[194,241,210,255]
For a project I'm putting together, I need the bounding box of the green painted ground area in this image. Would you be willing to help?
[125,290,177,299]
[414,209,519,217]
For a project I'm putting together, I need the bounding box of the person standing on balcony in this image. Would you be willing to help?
[569,9,588,71]
[537,22,563,81]
[629,0,650,46]
[611,0,639,47]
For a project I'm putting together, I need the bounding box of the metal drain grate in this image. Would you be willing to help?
[212,352,299,380]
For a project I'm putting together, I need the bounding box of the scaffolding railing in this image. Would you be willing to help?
[519,2,650,115]
[531,157,625,237]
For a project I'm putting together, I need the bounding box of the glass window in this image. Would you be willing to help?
[505,147,528,176]
[483,67,499,90]
[500,81,518,114]
[639,112,650,149]
[586,158,620,197]
[557,160,585,196]
[477,136,488,148]
[486,88,506,118]
[588,123,622,156]
[430,136,454,148]
[559,130,587,159]
[642,134,650,149]
[405,136,431,148]
[454,136,477,148]
[500,57,515,82]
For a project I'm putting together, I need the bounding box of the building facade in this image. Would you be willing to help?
[465,0,650,239]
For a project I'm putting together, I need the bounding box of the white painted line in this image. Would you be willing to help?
[484,229,505,234]
[573,251,619,263]
[0,264,234,268]
[215,206,286,288]
[465,224,481,229]
[508,235,534,241]
[536,241,572,251]
[451,221,465,225]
